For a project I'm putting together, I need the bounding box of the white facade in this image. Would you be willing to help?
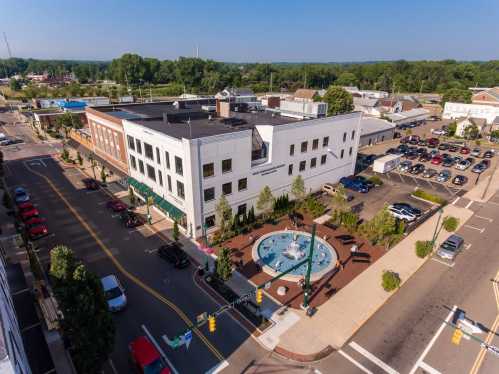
[122,112,362,239]
[443,102,499,124]
[0,258,31,374]
[278,100,328,119]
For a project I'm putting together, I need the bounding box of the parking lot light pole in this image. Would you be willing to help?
[302,224,317,309]
[431,208,443,248]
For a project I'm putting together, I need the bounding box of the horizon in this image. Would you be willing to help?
[1,0,498,62]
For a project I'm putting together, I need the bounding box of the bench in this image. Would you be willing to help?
[38,296,61,331]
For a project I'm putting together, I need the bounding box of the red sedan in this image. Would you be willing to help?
[460,147,471,154]
[21,208,40,221]
[28,225,48,240]
[18,202,35,211]
[106,200,128,212]
[431,155,443,165]
[24,217,46,228]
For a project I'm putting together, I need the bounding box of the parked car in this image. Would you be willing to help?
[471,148,481,157]
[418,139,428,146]
[452,175,468,185]
[429,149,440,157]
[437,234,464,261]
[398,161,412,172]
[427,138,440,148]
[157,243,190,269]
[24,216,46,228]
[392,202,422,217]
[483,150,495,158]
[353,175,375,189]
[465,157,475,164]
[419,153,432,162]
[100,275,127,312]
[339,177,369,193]
[436,169,452,182]
[438,143,449,151]
[129,336,172,374]
[431,155,443,165]
[385,148,400,155]
[431,128,447,136]
[404,151,419,160]
[20,208,39,221]
[442,157,455,167]
[448,144,460,152]
[82,178,99,190]
[121,210,143,228]
[409,163,425,174]
[460,146,471,155]
[422,168,437,178]
[408,135,421,145]
[106,199,128,212]
[17,201,34,211]
[28,225,48,240]
[455,160,471,170]
[14,187,30,203]
[471,163,487,173]
[481,159,491,168]
[388,205,417,222]
[322,183,354,201]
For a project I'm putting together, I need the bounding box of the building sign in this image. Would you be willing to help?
[252,164,285,177]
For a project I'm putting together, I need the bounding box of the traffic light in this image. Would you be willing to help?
[451,328,463,345]
[208,316,216,333]
[256,289,263,304]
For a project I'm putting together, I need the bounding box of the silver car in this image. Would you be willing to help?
[101,275,127,312]
[437,235,464,260]
[422,168,437,178]
[436,169,451,182]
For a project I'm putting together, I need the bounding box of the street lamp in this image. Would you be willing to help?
[431,208,444,249]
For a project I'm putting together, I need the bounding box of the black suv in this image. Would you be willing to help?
[158,243,190,269]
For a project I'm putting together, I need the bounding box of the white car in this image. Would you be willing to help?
[100,275,127,312]
[431,129,446,136]
[455,160,471,170]
[470,148,481,157]
[388,205,417,222]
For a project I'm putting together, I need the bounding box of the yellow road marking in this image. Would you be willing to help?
[24,162,225,362]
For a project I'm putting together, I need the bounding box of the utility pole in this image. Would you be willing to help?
[431,208,443,248]
[270,72,273,94]
[3,32,13,58]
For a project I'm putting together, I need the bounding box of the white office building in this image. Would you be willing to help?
[443,102,499,124]
[121,102,362,238]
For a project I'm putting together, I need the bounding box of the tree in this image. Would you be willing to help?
[100,166,107,184]
[447,121,457,137]
[359,205,398,245]
[55,112,83,137]
[463,124,480,140]
[216,247,233,282]
[322,85,354,116]
[442,216,459,232]
[415,240,433,258]
[128,186,136,206]
[76,151,83,166]
[256,186,274,218]
[335,72,359,87]
[382,270,401,292]
[215,195,232,233]
[9,78,22,91]
[290,175,306,202]
[441,88,472,105]
[87,153,97,180]
[172,220,180,242]
[49,245,76,281]
[490,130,499,139]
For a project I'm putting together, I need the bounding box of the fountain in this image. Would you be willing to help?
[282,234,306,260]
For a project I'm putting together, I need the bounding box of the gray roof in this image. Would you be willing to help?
[354,97,379,108]
[386,108,430,121]
[360,117,396,136]
[493,116,499,125]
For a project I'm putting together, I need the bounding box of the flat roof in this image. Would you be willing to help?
[131,110,302,140]
[360,117,395,136]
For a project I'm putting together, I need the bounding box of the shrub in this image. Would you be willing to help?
[382,270,401,292]
[339,210,359,233]
[304,195,326,218]
[442,216,459,232]
[412,189,447,205]
[369,175,383,186]
[415,240,433,258]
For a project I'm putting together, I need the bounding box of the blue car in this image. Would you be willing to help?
[14,187,30,204]
[339,177,369,193]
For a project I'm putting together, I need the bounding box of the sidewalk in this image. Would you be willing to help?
[463,161,499,202]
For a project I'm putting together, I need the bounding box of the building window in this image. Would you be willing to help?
[222,159,232,173]
[136,139,142,154]
[167,175,172,192]
[205,215,216,228]
[146,164,156,181]
[204,187,215,202]
[127,135,135,150]
[343,132,347,142]
[238,178,247,191]
[310,157,317,168]
[289,144,295,156]
[312,139,319,150]
[299,161,306,172]
[130,155,137,170]
[158,170,163,186]
[156,147,161,164]
[321,154,327,165]
[323,136,329,147]
[177,181,185,199]
[165,151,170,169]
[222,182,232,195]
[349,147,353,156]
[175,156,183,176]
[301,141,308,153]
[203,163,214,178]
[138,160,144,174]
[351,130,356,140]
[237,204,247,216]
[288,164,293,175]
[144,143,154,160]
[340,149,344,159]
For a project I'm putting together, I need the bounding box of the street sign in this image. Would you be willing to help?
[452,328,463,345]
[264,282,271,290]
[481,343,499,357]
[196,312,207,324]
[184,330,193,349]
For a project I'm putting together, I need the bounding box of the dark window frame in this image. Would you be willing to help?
[175,156,183,176]
[127,135,135,150]
[177,181,185,199]
[146,164,156,181]
[144,143,154,160]
[321,154,327,165]
[222,159,232,174]
[289,144,295,156]
[310,157,317,168]
[288,164,293,175]
[238,178,247,191]
[312,139,319,150]
[222,182,232,195]
[204,187,215,202]
[203,163,215,178]
[299,160,306,171]
[323,136,329,147]
[301,141,308,153]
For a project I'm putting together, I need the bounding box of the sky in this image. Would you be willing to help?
[1,0,498,62]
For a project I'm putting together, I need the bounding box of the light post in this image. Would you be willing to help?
[146,196,153,225]
[431,208,444,249]
[302,223,317,309]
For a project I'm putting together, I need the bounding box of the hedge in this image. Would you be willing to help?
[412,189,447,205]
[382,270,401,292]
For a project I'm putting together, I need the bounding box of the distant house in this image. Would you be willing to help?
[455,117,487,138]
[385,108,430,126]
[359,117,396,147]
[471,87,499,107]
[353,97,381,117]
[293,89,321,102]
[443,102,499,124]
[377,96,421,113]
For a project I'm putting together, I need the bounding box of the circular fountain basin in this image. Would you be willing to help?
[252,230,338,282]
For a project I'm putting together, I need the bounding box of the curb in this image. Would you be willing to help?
[273,344,335,362]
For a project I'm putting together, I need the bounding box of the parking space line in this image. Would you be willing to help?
[452,197,460,205]
[419,361,442,374]
[349,342,399,374]
[338,349,373,374]
[465,200,473,209]
[409,306,457,374]
[463,225,485,233]
[474,215,493,222]
[431,257,455,268]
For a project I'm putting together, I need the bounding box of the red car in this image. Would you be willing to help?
[431,155,443,165]
[129,336,171,374]
[106,200,128,212]
[21,208,39,221]
[427,138,440,148]
[24,217,46,228]
[28,225,48,240]
[18,202,35,211]
[82,178,99,190]
[460,147,470,154]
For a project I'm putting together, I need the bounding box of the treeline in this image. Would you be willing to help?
[2,54,499,94]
